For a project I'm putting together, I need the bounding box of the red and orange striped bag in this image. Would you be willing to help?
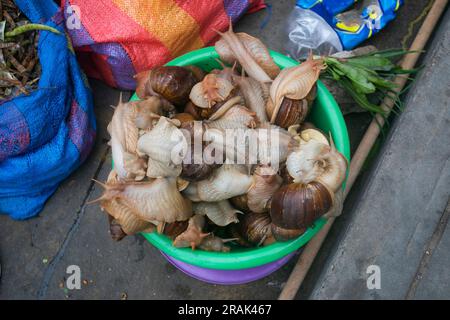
[62,0,265,90]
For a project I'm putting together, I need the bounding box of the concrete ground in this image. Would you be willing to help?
[309,8,450,299]
[0,0,445,300]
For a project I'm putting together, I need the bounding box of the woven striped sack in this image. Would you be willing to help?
[62,0,266,90]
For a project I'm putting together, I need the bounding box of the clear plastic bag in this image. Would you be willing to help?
[285,7,343,61]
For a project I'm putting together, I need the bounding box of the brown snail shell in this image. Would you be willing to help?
[172,112,195,125]
[271,98,309,129]
[270,55,325,120]
[136,66,198,108]
[179,121,220,182]
[235,212,273,247]
[161,220,189,239]
[184,101,203,120]
[270,223,306,242]
[230,194,250,213]
[270,181,333,230]
[181,162,218,182]
[185,65,206,82]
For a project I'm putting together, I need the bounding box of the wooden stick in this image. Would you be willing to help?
[278,0,449,300]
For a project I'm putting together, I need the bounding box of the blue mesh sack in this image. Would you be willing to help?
[0,1,96,220]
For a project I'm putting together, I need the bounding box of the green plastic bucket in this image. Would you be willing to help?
[130,47,350,270]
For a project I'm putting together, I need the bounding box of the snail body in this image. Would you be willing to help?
[189,74,234,109]
[208,96,243,121]
[193,200,241,226]
[198,235,233,252]
[160,220,189,239]
[286,134,347,192]
[102,197,156,236]
[146,157,181,178]
[247,165,283,213]
[269,56,325,125]
[205,105,257,130]
[137,117,186,171]
[183,165,253,202]
[93,177,192,223]
[133,96,163,130]
[215,25,273,82]
[257,123,298,164]
[98,29,338,249]
[108,96,146,181]
[173,215,209,249]
[286,138,329,184]
[234,75,269,123]
[237,33,280,79]
[215,25,279,81]
[210,60,239,83]
[134,96,178,130]
[99,171,155,240]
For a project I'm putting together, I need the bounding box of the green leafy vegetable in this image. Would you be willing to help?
[319,49,418,115]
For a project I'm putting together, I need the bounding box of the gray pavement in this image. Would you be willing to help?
[309,7,450,299]
[0,0,443,300]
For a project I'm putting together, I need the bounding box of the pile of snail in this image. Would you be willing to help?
[92,25,348,252]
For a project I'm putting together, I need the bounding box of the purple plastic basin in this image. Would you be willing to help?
[161,252,295,285]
